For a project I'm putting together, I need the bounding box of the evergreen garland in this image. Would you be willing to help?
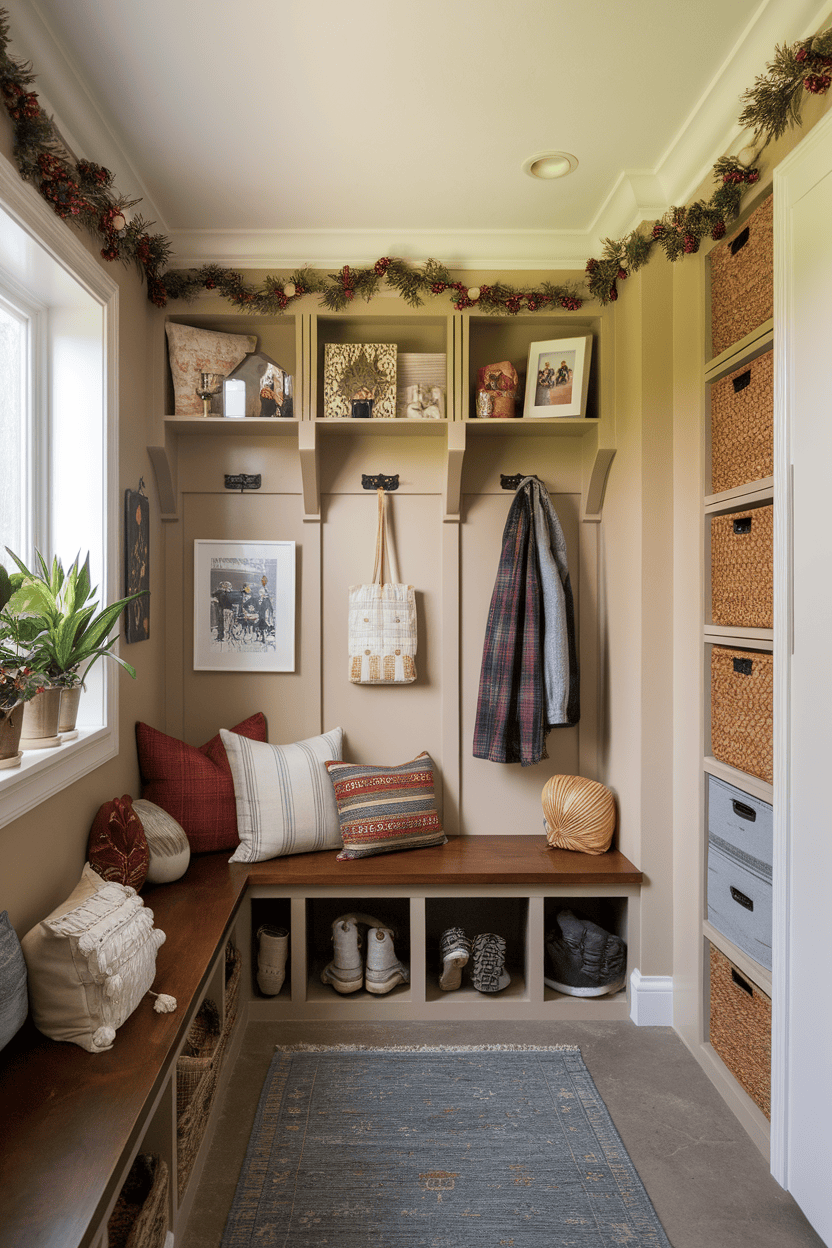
[0,7,829,314]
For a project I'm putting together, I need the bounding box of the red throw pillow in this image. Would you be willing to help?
[88,794,149,890]
[135,713,267,853]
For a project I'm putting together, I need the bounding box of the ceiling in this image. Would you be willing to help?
[6,0,830,269]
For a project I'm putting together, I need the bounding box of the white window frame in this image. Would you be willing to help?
[0,150,119,830]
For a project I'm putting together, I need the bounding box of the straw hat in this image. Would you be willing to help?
[542,775,616,855]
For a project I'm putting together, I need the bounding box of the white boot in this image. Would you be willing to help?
[321,912,386,994]
[365,925,410,995]
[257,925,289,996]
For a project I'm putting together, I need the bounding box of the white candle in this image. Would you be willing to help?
[224,379,246,418]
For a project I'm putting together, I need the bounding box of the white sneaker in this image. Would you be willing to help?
[321,912,386,994]
[365,925,410,995]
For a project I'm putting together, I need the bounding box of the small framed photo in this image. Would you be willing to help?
[193,540,295,672]
[523,335,593,419]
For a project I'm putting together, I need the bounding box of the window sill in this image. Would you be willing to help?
[0,726,117,830]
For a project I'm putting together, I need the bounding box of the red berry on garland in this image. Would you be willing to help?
[527,297,538,311]
[374,257,390,275]
[617,268,628,281]
[746,170,760,183]
[586,258,598,274]
[608,285,618,302]
[711,220,726,240]
[430,282,446,294]
[804,73,831,93]
[796,47,808,62]
[683,234,699,254]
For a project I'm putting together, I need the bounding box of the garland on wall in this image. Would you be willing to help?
[0,8,829,314]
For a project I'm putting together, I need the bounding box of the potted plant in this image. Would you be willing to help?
[1,551,146,744]
[0,656,46,767]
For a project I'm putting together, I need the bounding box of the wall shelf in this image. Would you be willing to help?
[464,417,599,437]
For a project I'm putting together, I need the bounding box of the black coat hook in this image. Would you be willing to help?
[362,473,399,491]
[501,473,541,490]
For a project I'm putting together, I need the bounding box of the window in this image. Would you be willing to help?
[0,151,118,828]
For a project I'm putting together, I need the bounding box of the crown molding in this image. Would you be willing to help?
[164,227,595,272]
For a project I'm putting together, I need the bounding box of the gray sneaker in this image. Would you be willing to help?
[544,909,626,997]
[471,933,511,994]
[438,926,472,991]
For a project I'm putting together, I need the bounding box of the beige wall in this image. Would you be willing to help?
[0,115,166,935]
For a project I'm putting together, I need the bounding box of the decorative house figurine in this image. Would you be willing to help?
[220,350,294,418]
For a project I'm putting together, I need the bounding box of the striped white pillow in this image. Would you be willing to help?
[223,727,344,862]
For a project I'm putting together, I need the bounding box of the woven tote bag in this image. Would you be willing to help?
[348,489,417,684]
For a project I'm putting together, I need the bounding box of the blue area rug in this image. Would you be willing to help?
[222,1046,673,1247]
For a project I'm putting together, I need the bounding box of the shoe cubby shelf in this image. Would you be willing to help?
[152,304,615,522]
[243,836,641,1023]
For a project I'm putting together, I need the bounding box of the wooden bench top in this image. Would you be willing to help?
[247,834,643,887]
[0,836,641,1248]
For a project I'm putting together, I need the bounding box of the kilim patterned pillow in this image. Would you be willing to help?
[325,752,447,860]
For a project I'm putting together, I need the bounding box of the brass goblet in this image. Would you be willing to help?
[196,371,224,417]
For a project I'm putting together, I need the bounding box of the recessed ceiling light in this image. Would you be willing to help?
[523,152,578,180]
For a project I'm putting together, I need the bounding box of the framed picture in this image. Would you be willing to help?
[124,487,150,643]
[323,342,397,419]
[523,335,593,419]
[193,540,295,672]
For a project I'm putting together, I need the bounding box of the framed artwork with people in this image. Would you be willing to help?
[193,540,295,671]
[523,334,593,419]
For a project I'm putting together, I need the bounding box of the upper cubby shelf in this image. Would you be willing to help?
[164,416,300,436]
[153,303,613,522]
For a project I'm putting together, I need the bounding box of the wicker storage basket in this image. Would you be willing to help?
[709,943,771,1118]
[710,194,773,359]
[710,646,773,784]
[224,940,241,1031]
[176,997,225,1199]
[710,505,773,628]
[710,349,773,494]
[107,1153,169,1248]
[175,945,241,1199]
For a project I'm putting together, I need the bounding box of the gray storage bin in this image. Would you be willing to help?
[707,775,772,868]
[707,839,772,971]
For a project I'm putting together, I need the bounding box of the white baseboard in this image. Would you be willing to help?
[629,969,674,1026]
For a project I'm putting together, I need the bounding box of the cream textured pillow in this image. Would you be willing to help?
[21,864,166,1052]
[165,322,257,416]
[223,727,344,862]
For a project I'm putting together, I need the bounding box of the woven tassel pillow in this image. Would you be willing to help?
[22,864,169,1052]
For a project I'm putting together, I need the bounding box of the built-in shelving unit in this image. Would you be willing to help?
[694,190,775,1157]
[150,303,615,524]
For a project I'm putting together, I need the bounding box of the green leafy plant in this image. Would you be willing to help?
[1,549,147,687]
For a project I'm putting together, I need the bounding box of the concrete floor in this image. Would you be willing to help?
[181,1020,826,1248]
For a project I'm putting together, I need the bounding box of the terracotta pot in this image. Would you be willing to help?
[20,686,62,750]
[58,686,82,739]
[0,703,24,769]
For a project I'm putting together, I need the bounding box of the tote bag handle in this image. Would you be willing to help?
[370,487,392,586]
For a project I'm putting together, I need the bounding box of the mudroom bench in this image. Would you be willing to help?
[0,836,642,1248]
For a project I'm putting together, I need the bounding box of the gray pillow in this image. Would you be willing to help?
[0,909,28,1051]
